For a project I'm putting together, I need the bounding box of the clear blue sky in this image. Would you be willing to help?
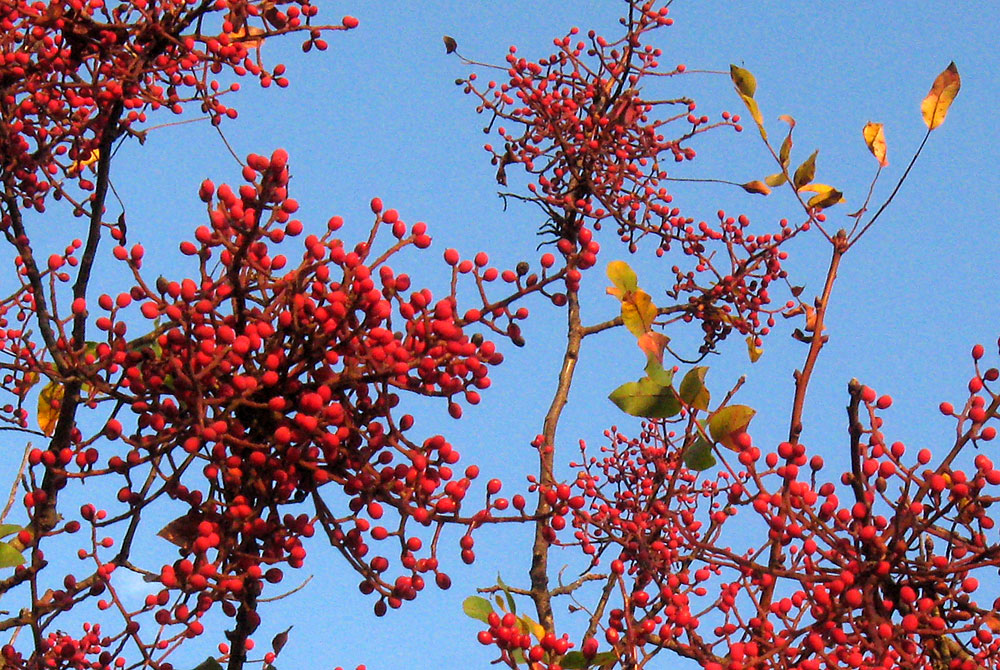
[51,2,1000,669]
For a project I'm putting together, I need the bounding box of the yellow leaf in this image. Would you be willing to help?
[799,183,845,209]
[621,289,657,337]
[764,173,787,187]
[70,148,99,174]
[921,62,960,131]
[606,260,638,295]
[740,180,771,196]
[862,122,888,167]
[229,25,266,47]
[739,94,766,141]
[38,381,64,437]
[746,335,763,363]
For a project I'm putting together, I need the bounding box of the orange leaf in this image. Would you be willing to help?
[921,62,960,131]
[740,180,771,196]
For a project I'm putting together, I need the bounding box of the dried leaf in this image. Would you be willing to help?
[921,62,961,130]
[443,35,457,54]
[740,180,771,196]
[862,122,888,167]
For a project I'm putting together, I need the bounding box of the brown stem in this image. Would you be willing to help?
[530,287,583,630]
[846,378,868,507]
[226,582,260,670]
[787,232,848,444]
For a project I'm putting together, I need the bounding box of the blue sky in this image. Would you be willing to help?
[33,2,1000,669]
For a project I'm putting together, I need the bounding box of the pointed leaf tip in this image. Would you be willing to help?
[793,150,818,190]
[729,64,757,98]
[921,62,960,130]
[862,122,888,167]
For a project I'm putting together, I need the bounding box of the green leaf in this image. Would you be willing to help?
[606,260,638,295]
[793,150,818,190]
[191,659,224,670]
[0,524,21,539]
[592,652,618,667]
[462,596,494,623]
[561,652,588,669]
[921,62,960,130]
[684,436,716,471]
[510,648,526,664]
[679,367,710,411]
[729,64,756,98]
[609,378,680,419]
[0,542,24,568]
[708,405,756,450]
[644,355,674,388]
[496,573,516,614]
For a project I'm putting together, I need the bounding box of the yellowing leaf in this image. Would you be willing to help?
[679,366,710,411]
[0,541,25,568]
[606,260,638,295]
[921,62,961,131]
[764,173,788,187]
[739,94,766,141]
[862,122,888,167]
[229,25,266,47]
[746,335,764,362]
[621,289,657,337]
[70,148,99,174]
[609,377,680,419]
[462,596,494,624]
[38,381,64,437]
[793,150,818,189]
[729,64,757,98]
[740,180,771,196]
[637,331,669,364]
[806,189,845,210]
[798,183,845,210]
[778,116,795,167]
[708,405,756,450]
